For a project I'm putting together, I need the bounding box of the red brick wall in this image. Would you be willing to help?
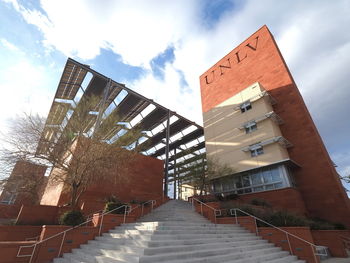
[0,226,42,241]
[40,148,164,210]
[199,25,350,228]
[238,187,307,215]
[0,204,21,219]
[0,161,47,206]
[15,205,72,225]
[311,230,350,257]
[259,227,318,263]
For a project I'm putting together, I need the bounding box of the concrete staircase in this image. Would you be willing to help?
[54,200,304,263]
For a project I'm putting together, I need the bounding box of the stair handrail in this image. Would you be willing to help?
[128,200,156,216]
[16,199,156,263]
[230,208,325,263]
[191,197,221,224]
[340,235,350,250]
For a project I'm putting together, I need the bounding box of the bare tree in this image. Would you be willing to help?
[0,96,143,209]
[176,155,235,196]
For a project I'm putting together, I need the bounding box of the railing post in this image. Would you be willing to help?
[200,203,203,215]
[99,213,104,236]
[254,218,258,236]
[151,201,154,212]
[141,204,144,216]
[28,244,37,263]
[234,209,238,224]
[286,232,293,255]
[58,231,66,258]
[214,210,217,225]
[123,205,127,224]
[311,244,319,263]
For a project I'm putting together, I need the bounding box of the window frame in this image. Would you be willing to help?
[245,121,257,134]
[250,146,264,157]
[240,101,252,113]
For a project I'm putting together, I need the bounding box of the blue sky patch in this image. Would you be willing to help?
[150,46,175,80]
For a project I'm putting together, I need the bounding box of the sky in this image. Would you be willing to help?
[0,0,349,193]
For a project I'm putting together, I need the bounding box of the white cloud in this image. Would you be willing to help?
[6,0,199,68]
[3,0,350,178]
[0,38,20,52]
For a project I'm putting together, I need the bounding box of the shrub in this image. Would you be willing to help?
[214,193,224,201]
[105,195,119,203]
[265,210,309,227]
[250,198,271,208]
[104,202,128,214]
[309,218,347,230]
[333,223,346,230]
[224,193,239,200]
[59,210,85,226]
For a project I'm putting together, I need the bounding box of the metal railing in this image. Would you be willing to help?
[190,197,221,224]
[16,200,156,263]
[128,200,156,217]
[229,208,326,263]
[341,235,350,251]
[190,198,326,263]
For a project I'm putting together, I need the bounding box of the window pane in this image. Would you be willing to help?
[271,167,281,182]
[265,184,274,190]
[222,178,232,191]
[213,181,221,192]
[251,173,262,185]
[242,175,251,187]
[244,188,252,193]
[233,176,242,188]
[263,170,272,183]
[274,182,283,189]
[253,186,264,192]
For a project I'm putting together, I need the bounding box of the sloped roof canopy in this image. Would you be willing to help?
[38,58,205,182]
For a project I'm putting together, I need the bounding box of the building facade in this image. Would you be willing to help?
[200,25,350,227]
[0,160,47,205]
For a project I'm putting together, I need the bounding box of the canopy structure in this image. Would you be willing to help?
[38,58,205,196]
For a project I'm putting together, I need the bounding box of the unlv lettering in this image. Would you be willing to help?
[204,35,259,84]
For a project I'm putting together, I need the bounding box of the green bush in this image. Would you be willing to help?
[59,210,85,226]
[224,193,239,200]
[309,218,347,230]
[250,198,272,208]
[105,195,119,203]
[265,210,309,227]
[104,202,127,214]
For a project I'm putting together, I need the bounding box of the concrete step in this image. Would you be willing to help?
[139,246,282,262]
[52,200,303,263]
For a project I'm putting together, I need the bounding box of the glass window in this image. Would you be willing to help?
[251,173,262,185]
[253,186,264,192]
[242,175,251,187]
[271,167,281,182]
[233,176,242,188]
[263,170,273,183]
[240,101,252,113]
[213,180,221,192]
[245,121,257,134]
[222,178,232,191]
[265,184,274,190]
[251,146,264,157]
[274,182,283,188]
[211,165,291,196]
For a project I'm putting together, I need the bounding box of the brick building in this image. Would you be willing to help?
[200,25,350,228]
[0,160,47,205]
